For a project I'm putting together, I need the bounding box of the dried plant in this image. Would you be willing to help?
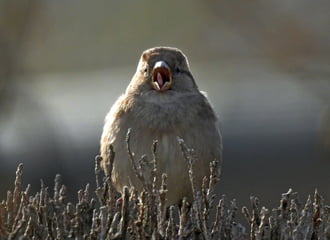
[0,137,329,239]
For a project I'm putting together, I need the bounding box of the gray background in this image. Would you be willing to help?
[0,0,329,213]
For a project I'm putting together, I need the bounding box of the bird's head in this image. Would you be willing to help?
[127,47,198,95]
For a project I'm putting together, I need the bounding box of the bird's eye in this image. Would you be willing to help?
[144,67,148,73]
[175,67,181,73]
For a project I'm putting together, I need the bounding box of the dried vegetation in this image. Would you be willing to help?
[0,133,330,239]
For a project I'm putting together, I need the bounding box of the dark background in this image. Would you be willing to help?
[0,0,329,213]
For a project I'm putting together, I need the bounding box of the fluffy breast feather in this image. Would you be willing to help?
[100,90,222,205]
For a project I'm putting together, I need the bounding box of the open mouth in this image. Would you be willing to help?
[151,61,172,92]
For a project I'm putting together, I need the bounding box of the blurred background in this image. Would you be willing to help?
[0,0,329,212]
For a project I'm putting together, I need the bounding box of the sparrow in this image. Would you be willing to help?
[100,47,222,205]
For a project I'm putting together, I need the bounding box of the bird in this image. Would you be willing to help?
[100,47,222,205]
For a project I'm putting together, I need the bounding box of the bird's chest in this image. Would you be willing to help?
[147,132,186,177]
[124,127,185,175]
[157,133,187,177]
[132,99,193,131]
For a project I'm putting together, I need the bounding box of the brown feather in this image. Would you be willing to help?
[100,47,222,205]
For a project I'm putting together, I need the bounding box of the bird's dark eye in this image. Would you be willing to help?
[144,67,148,73]
[175,67,181,73]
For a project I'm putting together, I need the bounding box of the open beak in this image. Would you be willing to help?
[151,61,172,92]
